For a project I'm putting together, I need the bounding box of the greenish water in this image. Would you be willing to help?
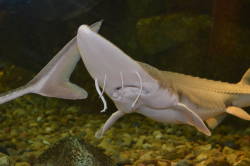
[0,0,250,165]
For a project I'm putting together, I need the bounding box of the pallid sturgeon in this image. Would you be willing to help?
[0,21,249,138]
[76,25,250,137]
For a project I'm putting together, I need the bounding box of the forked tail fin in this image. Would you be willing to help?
[0,20,103,104]
[29,37,87,99]
[0,85,33,104]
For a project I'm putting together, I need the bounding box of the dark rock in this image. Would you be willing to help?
[34,136,114,166]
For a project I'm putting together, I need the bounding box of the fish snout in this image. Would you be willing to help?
[78,25,92,36]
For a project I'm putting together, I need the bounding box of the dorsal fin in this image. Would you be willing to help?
[240,68,250,85]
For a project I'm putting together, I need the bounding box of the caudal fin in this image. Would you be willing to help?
[29,37,87,99]
[0,20,103,104]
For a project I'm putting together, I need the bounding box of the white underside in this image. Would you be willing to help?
[137,106,186,124]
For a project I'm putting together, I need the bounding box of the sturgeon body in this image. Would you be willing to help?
[76,25,250,137]
[139,62,250,128]
[0,21,249,137]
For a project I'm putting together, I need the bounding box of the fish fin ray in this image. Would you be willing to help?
[0,21,103,104]
[206,114,226,129]
[175,103,211,136]
[95,110,125,138]
[38,82,87,99]
[29,21,103,99]
[226,106,250,120]
[239,68,250,85]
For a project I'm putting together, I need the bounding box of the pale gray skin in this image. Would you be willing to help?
[0,22,249,138]
[77,25,250,138]
[0,21,103,104]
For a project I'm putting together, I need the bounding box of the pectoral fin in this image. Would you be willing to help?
[206,114,226,129]
[95,110,125,138]
[226,106,250,120]
[175,103,211,136]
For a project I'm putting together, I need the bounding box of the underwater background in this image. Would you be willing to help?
[0,0,249,165]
